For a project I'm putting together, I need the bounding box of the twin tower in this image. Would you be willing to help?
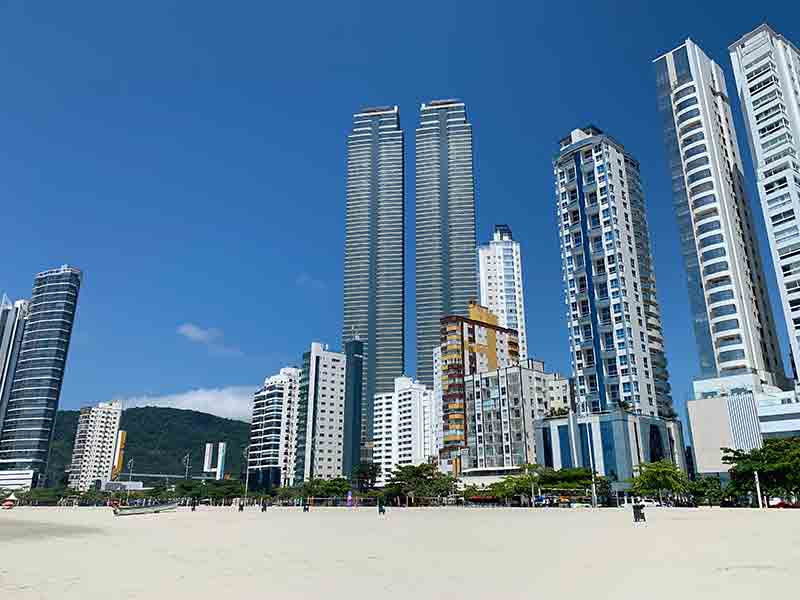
[343,100,477,416]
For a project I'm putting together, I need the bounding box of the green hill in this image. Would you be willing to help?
[47,406,250,487]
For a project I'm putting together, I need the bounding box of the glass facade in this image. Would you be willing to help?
[0,266,82,481]
[415,100,477,389]
[343,106,405,454]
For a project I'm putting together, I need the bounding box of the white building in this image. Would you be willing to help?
[294,342,347,482]
[556,126,673,417]
[248,367,300,488]
[689,373,800,475]
[730,25,800,383]
[479,225,528,359]
[67,401,123,492]
[654,39,786,385]
[463,361,562,479]
[372,377,434,487]
[431,346,444,456]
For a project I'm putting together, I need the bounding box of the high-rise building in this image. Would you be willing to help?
[478,225,528,359]
[0,297,29,438]
[248,367,300,489]
[730,25,800,382]
[556,127,672,417]
[343,106,405,454]
[372,376,435,486]
[0,265,82,489]
[293,342,347,483]
[654,39,785,385]
[437,302,519,473]
[415,99,478,388]
[67,401,122,492]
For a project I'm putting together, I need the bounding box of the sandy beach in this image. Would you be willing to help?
[1,506,798,599]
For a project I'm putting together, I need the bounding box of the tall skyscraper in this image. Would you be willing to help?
[0,265,82,489]
[555,127,672,417]
[415,99,478,388]
[654,39,785,385]
[67,401,122,492]
[478,224,528,359]
[343,106,404,455]
[730,25,800,382]
[248,367,300,489]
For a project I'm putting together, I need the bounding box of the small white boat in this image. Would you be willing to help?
[113,501,178,516]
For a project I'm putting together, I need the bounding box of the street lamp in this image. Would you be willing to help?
[243,445,251,508]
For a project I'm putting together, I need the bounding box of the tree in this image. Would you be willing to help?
[383,463,457,504]
[688,476,725,507]
[352,462,380,492]
[630,460,688,501]
[722,438,800,502]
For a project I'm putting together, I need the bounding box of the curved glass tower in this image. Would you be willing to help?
[0,265,82,486]
[654,40,785,385]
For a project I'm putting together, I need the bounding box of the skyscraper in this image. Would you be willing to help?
[343,106,405,455]
[555,127,672,417]
[415,99,478,389]
[654,39,785,385]
[67,401,122,492]
[0,297,29,438]
[248,367,300,489]
[730,25,800,382]
[478,224,528,359]
[0,265,82,489]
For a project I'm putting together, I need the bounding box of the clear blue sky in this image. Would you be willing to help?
[1,2,798,423]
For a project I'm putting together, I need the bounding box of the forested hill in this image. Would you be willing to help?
[47,407,249,486]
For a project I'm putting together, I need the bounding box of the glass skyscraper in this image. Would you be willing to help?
[0,265,82,488]
[342,106,404,455]
[654,39,785,385]
[415,99,478,388]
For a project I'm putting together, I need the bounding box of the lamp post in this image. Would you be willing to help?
[243,445,251,509]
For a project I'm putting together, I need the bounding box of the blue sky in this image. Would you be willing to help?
[1,2,798,423]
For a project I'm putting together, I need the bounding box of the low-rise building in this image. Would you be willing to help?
[536,409,685,491]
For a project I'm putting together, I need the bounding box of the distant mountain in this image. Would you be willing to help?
[47,406,250,487]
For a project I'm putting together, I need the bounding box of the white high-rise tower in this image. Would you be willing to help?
[478,225,528,359]
[730,24,800,382]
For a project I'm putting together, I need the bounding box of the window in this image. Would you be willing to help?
[674,85,696,101]
[771,209,795,227]
[682,131,705,147]
[686,156,710,171]
[688,168,712,184]
[677,108,700,124]
[703,261,729,276]
[684,144,707,160]
[697,220,721,235]
[708,289,734,304]
[690,182,715,197]
[711,304,737,318]
[675,96,698,112]
[713,319,739,333]
[718,349,746,362]
[693,195,716,210]
[701,247,726,262]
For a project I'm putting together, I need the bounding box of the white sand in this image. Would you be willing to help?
[1,506,798,599]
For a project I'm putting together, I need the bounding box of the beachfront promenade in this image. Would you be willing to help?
[2,506,798,599]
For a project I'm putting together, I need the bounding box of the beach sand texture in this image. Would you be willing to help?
[1,506,798,599]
